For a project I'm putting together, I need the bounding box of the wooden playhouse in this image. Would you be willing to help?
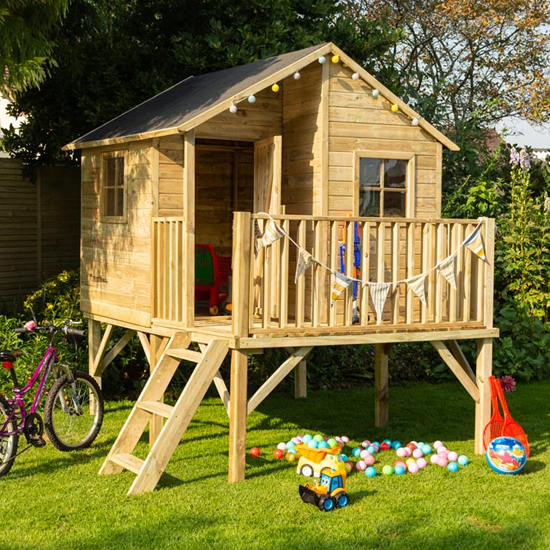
[64,43,497,494]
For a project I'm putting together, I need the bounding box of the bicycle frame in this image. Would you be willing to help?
[1,344,72,437]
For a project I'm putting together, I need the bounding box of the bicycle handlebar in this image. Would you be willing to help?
[14,321,86,342]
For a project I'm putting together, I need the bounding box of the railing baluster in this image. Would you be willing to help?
[330,221,339,328]
[279,217,289,328]
[295,220,306,328]
[360,221,370,326]
[391,222,399,324]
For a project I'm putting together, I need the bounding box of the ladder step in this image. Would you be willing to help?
[167,348,203,362]
[137,400,174,418]
[110,453,144,475]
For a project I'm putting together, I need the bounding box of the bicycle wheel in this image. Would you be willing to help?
[0,396,19,477]
[44,371,104,451]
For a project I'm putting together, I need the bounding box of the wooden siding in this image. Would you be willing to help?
[157,135,184,217]
[0,159,80,311]
[328,63,441,218]
[80,142,153,327]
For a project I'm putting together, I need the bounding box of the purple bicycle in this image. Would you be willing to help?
[0,320,104,477]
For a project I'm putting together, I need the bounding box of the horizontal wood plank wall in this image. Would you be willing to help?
[0,159,80,311]
[157,136,184,217]
[80,142,153,327]
[194,89,282,141]
[327,63,440,218]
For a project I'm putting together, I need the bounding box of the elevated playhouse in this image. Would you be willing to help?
[64,43,497,494]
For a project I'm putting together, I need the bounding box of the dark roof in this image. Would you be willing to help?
[67,43,329,148]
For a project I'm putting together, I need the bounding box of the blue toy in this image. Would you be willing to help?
[486,437,527,475]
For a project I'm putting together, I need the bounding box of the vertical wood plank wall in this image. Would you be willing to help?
[80,142,153,327]
[327,63,441,218]
[0,159,80,311]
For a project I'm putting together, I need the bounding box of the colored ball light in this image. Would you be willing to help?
[394,465,406,475]
[365,466,377,478]
[408,463,420,474]
[318,56,326,64]
[327,438,338,448]
[308,439,319,449]
[250,447,260,457]
[331,55,340,63]
[285,452,296,462]
[422,444,432,455]
[352,72,360,80]
[313,434,324,443]
[293,71,301,80]
[372,89,380,98]
[352,447,362,457]
[274,449,284,459]
[391,104,399,112]
[448,462,459,473]
[248,95,256,104]
[486,437,527,475]
[229,105,238,114]
[413,449,424,459]
[458,455,469,466]
[380,442,390,451]
[412,117,420,126]
[271,83,280,93]
[396,447,406,458]
[416,457,428,469]
[382,465,394,476]
[277,442,287,451]
[448,451,459,462]
[356,460,367,471]
[364,454,375,466]
[318,441,329,449]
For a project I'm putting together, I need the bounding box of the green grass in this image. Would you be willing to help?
[2,380,550,549]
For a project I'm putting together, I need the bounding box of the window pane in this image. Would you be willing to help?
[383,192,406,217]
[106,158,117,187]
[384,159,406,189]
[105,189,115,216]
[359,158,381,188]
[359,189,380,216]
[116,188,124,216]
[114,157,124,187]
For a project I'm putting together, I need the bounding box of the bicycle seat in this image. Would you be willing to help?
[0,350,23,363]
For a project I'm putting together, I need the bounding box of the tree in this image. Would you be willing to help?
[350,0,550,130]
[1,0,399,166]
[0,0,69,93]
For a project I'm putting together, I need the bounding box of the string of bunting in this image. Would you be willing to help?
[254,214,488,321]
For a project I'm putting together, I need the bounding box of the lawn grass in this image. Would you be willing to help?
[1,380,549,550]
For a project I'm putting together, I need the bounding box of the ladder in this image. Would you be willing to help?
[99,332,229,495]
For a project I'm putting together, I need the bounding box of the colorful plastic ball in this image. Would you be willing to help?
[365,467,377,478]
[302,434,312,444]
[372,443,380,453]
[352,447,362,457]
[430,454,440,465]
[345,461,353,473]
[422,444,432,455]
[403,447,412,457]
[364,454,375,466]
[250,447,260,457]
[286,447,297,454]
[331,55,340,63]
[391,441,401,450]
[448,451,459,462]
[271,83,280,92]
[318,56,326,64]
[229,105,238,114]
[437,446,448,454]
[285,452,296,462]
[417,442,425,449]
[396,447,406,458]
[318,441,329,449]
[308,439,319,449]
[433,440,443,449]
[340,454,349,462]
[486,437,527,475]
[248,95,256,104]
[327,438,338,449]
[360,449,369,459]
[362,440,371,448]
[437,457,448,468]
[380,442,390,451]
[286,440,296,448]
[356,460,367,471]
[458,455,469,466]
[391,104,399,112]
[447,462,459,473]
[408,463,420,474]
[394,460,406,470]
[413,449,424,459]
[406,458,416,468]
[274,449,284,459]
[394,465,406,475]
[382,465,394,476]
[313,434,324,443]
[367,446,376,455]
[383,439,392,445]
[416,457,427,469]
[277,442,287,451]
[341,436,350,444]
[407,443,416,451]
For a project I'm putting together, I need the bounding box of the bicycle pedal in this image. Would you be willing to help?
[29,436,46,448]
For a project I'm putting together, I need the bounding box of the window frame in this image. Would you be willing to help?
[354,151,416,218]
[100,151,127,223]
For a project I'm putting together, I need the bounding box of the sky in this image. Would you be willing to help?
[497,118,550,149]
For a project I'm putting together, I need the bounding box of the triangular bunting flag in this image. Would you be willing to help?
[257,219,283,252]
[407,274,428,307]
[437,256,458,290]
[295,248,314,283]
[463,226,488,263]
[330,273,354,307]
[369,282,391,321]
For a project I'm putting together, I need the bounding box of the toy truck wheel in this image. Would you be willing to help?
[336,492,349,508]
[300,464,314,477]
[321,497,335,512]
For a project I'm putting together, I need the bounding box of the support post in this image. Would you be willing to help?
[182,130,196,328]
[294,359,307,399]
[228,350,248,483]
[88,319,102,388]
[475,338,493,454]
[374,343,391,428]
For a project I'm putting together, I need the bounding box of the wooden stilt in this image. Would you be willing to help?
[228,349,248,483]
[374,343,391,428]
[294,358,307,399]
[475,338,493,454]
[88,319,102,388]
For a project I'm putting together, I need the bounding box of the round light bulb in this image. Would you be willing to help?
[391,103,399,112]
[412,117,420,126]
[331,55,340,64]
[372,89,380,98]
[271,83,280,93]
[248,95,256,104]
[352,72,360,80]
[318,56,326,64]
[293,71,301,80]
[229,105,238,114]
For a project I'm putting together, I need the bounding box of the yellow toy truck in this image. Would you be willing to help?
[295,443,346,477]
[299,469,349,511]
